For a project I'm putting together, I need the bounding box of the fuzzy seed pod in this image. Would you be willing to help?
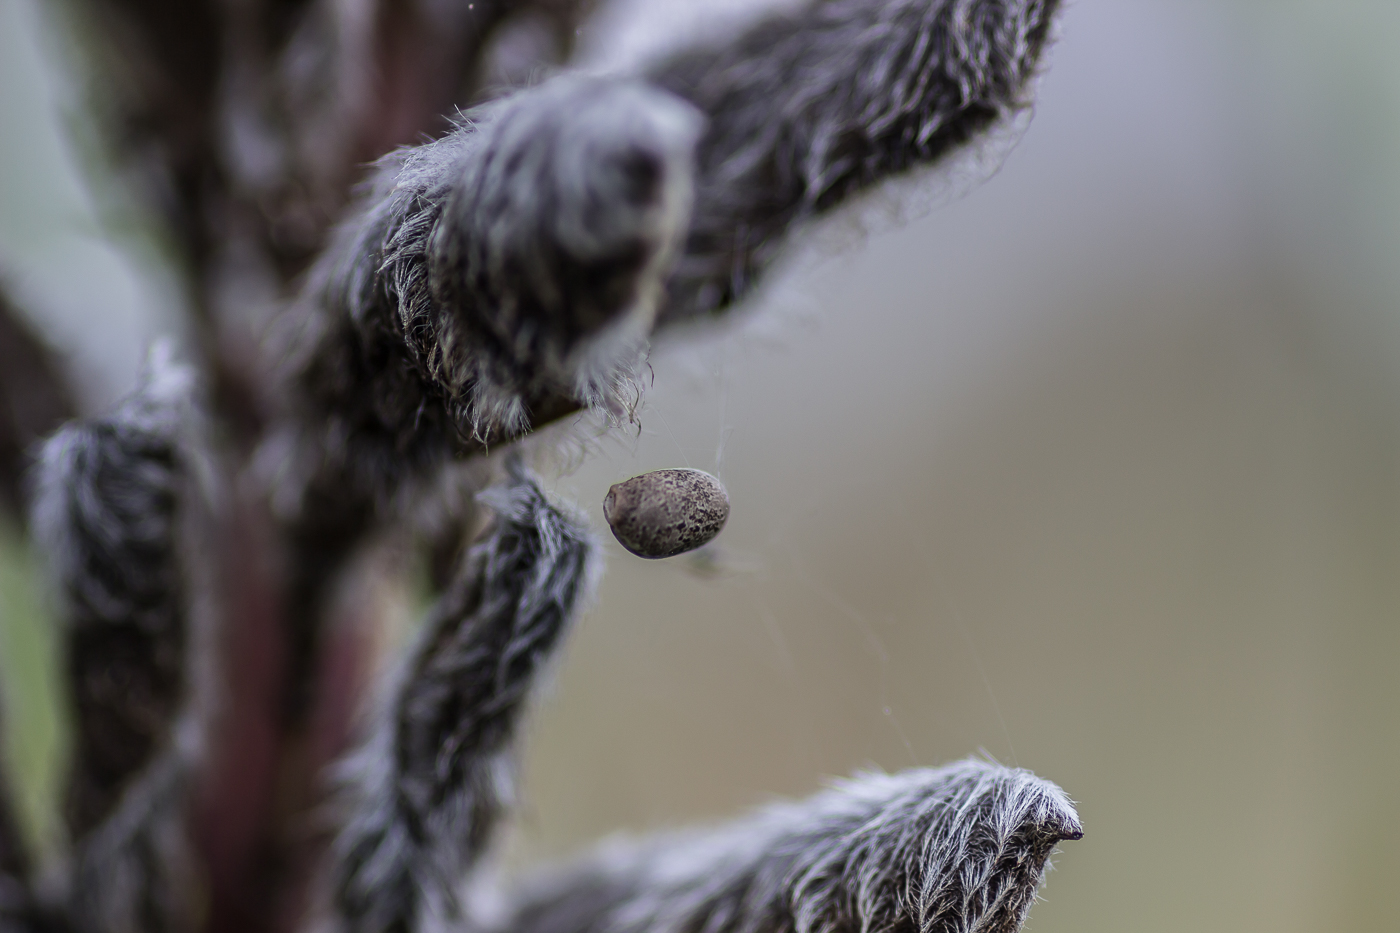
[503,761,1081,933]
[333,461,597,933]
[603,469,729,559]
[653,0,1063,324]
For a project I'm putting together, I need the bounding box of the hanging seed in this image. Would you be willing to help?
[603,469,730,559]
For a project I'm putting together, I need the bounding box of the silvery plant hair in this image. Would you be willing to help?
[653,0,1059,322]
[506,763,1080,933]
[332,461,599,933]
[276,0,1059,529]
[30,349,214,933]
[0,1,1074,932]
[281,76,703,520]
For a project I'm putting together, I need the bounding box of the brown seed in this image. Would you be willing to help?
[603,469,730,559]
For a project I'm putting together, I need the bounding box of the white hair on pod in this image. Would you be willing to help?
[503,761,1080,933]
[332,461,599,933]
[31,343,216,933]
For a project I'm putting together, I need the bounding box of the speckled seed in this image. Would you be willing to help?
[603,469,730,559]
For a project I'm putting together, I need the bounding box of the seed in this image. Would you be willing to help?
[603,469,730,559]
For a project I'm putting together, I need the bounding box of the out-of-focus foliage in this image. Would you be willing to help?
[0,520,65,859]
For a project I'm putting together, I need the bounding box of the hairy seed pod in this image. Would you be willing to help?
[603,469,729,559]
[504,761,1081,933]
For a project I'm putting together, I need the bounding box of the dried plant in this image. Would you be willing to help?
[0,2,1076,932]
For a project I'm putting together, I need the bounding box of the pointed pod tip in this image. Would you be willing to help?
[1036,791,1084,843]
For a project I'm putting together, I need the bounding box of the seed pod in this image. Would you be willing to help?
[603,469,729,559]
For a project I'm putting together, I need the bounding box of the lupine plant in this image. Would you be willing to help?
[0,2,1078,932]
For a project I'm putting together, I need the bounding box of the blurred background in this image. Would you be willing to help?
[2,0,1399,931]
